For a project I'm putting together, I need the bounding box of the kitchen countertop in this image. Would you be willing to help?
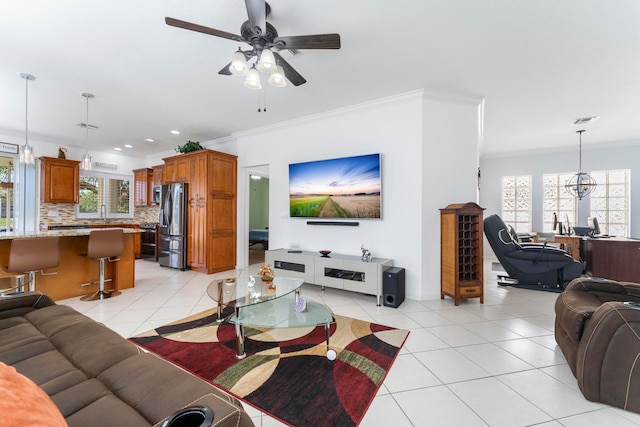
[0,228,143,240]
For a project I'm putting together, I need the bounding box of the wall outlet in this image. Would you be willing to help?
[47,210,58,217]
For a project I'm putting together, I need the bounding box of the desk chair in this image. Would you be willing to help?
[81,229,123,301]
[2,237,59,294]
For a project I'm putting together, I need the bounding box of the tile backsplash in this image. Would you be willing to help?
[40,203,160,228]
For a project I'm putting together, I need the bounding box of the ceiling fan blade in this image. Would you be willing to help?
[165,17,243,42]
[218,63,232,75]
[244,0,266,36]
[274,34,341,50]
[273,52,306,86]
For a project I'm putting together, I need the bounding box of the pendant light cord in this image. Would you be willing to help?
[577,129,584,172]
[85,94,89,152]
[25,77,29,148]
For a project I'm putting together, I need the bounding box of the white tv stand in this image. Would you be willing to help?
[265,249,393,306]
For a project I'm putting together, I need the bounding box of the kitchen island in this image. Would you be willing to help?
[0,228,140,301]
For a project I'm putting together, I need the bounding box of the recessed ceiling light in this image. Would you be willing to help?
[124,144,133,148]
[171,130,180,135]
[145,138,155,142]
[114,147,122,151]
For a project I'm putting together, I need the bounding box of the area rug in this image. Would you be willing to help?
[129,307,409,426]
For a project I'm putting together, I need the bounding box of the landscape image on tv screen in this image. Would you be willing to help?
[289,153,381,219]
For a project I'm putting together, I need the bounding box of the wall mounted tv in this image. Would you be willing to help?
[289,153,381,219]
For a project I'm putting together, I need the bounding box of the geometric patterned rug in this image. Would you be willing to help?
[129,308,409,426]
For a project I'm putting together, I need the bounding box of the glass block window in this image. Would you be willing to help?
[501,175,531,233]
[589,169,630,237]
[542,173,576,232]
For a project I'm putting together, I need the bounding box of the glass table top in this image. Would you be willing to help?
[206,275,304,309]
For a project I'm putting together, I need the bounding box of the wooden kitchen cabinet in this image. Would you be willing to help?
[151,164,164,187]
[133,168,153,206]
[163,156,189,183]
[163,149,237,274]
[40,157,80,204]
[440,202,484,306]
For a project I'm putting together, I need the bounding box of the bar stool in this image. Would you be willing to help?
[80,229,124,301]
[2,237,60,294]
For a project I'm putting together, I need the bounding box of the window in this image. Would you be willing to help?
[590,169,630,237]
[501,175,531,233]
[78,171,133,219]
[542,173,576,232]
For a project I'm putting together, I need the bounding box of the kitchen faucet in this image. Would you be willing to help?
[100,204,107,223]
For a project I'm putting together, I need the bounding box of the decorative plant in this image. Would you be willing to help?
[175,140,204,153]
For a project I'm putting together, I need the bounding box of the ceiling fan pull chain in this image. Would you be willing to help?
[263,86,267,112]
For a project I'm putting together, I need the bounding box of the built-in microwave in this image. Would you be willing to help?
[152,186,161,204]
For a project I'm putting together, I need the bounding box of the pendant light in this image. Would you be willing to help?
[80,93,94,171]
[565,129,597,200]
[19,73,35,164]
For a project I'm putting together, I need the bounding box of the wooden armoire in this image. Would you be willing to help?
[440,202,484,306]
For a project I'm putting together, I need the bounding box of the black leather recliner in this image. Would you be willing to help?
[484,214,583,289]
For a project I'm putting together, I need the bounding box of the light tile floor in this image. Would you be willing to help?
[58,259,640,427]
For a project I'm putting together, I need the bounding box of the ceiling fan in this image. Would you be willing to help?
[165,0,341,87]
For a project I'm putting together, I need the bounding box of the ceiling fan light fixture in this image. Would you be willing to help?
[243,65,262,90]
[230,49,248,75]
[257,48,276,73]
[268,65,286,87]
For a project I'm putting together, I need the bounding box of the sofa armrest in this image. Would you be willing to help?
[555,288,603,343]
[154,394,254,427]
[0,292,56,320]
[576,301,640,412]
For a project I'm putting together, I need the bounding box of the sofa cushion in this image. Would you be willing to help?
[25,305,141,378]
[0,361,68,427]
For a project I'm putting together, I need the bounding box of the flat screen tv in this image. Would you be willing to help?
[289,153,381,219]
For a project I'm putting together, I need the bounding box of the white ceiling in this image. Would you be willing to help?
[1,0,639,159]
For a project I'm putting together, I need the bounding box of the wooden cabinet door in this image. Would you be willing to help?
[187,202,207,271]
[151,164,164,187]
[163,157,188,183]
[40,157,80,203]
[133,168,152,206]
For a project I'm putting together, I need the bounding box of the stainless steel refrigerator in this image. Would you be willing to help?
[158,183,188,270]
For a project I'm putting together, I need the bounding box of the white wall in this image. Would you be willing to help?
[480,141,640,238]
[234,90,481,301]
[421,94,484,299]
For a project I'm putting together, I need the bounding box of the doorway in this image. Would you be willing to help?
[248,173,269,265]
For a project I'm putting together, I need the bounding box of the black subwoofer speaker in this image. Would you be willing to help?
[383,267,405,308]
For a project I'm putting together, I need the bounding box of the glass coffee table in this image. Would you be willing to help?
[207,275,335,360]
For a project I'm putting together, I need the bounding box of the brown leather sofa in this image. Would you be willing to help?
[0,292,254,427]
[555,277,640,413]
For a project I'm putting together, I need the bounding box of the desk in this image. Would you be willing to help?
[551,235,582,261]
[533,235,582,261]
[582,237,640,282]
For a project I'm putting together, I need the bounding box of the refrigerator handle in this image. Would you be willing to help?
[163,187,172,226]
